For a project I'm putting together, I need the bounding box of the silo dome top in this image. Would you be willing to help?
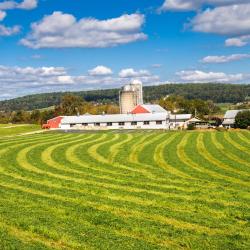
[122,84,135,91]
[131,79,142,85]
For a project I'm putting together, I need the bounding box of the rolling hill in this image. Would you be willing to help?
[1,83,250,111]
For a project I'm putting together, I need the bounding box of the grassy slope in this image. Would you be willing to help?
[0,131,249,249]
[0,124,41,137]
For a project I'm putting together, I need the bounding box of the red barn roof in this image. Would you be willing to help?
[131,104,167,114]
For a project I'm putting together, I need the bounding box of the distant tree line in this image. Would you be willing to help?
[158,95,220,118]
[0,95,119,125]
[0,83,249,112]
[0,93,225,125]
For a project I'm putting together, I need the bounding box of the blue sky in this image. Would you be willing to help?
[0,0,250,100]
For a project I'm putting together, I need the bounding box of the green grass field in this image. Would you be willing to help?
[0,124,41,137]
[0,130,249,249]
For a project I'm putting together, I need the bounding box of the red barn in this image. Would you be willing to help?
[131,104,167,114]
[43,116,63,129]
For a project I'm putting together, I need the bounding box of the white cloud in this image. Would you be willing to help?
[0,1,38,37]
[20,11,147,49]
[225,35,250,47]
[0,65,160,100]
[160,0,245,11]
[201,54,250,63]
[0,10,6,21]
[176,70,247,83]
[119,68,151,78]
[88,66,113,76]
[18,0,38,10]
[0,24,20,36]
[190,4,250,36]
[0,0,38,10]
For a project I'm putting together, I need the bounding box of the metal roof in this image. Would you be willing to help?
[61,113,169,124]
[169,114,192,120]
[224,110,242,119]
[140,104,168,113]
[224,109,249,119]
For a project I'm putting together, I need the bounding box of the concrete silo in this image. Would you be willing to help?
[119,84,137,114]
[131,79,143,105]
[119,80,144,114]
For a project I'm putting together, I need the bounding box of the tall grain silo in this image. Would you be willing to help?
[131,79,143,105]
[119,84,138,114]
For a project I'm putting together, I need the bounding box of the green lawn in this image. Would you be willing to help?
[0,124,41,137]
[0,131,249,249]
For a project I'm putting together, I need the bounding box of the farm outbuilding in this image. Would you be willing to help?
[222,110,249,128]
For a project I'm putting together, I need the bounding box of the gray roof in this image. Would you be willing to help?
[224,110,243,119]
[61,113,169,124]
[170,114,192,120]
[140,104,168,113]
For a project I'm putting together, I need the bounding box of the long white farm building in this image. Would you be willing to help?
[45,81,192,130]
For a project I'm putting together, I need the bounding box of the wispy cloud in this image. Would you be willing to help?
[201,54,250,63]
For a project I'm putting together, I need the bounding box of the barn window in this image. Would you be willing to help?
[119,122,125,126]
[95,123,100,126]
[107,122,112,126]
[156,121,163,125]
[131,121,137,125]
[143,121,150,125]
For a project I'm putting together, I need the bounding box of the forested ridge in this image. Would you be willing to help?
[1,83,250,111]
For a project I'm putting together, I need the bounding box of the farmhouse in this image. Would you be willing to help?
[44,82,193,130]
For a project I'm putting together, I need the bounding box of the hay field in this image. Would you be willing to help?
[0,131,249,249]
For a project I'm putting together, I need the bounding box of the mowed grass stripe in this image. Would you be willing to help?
[0,178,240,238]
[0,131,249,249]
[237,132,250,145]
[87,133,165,179]
[201,133,250,178]
[224,132,250,156]
[210,133,250,170]
[177,133,249,189]
[0,184,181,250]
[6,133,244,215]
[154,133,193,179]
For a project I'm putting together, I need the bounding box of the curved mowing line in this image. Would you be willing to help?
[0,133,56,150]
[0,134,70,161]
[177,134,246,188]
[128,133,157,164]
[40,134,95,175]
[108,134,133,163]
[3,143,248,221]
[0,220,82,250]
[65,134,134,177]
[0,186,180,249]
[13,140,239,209]
[196,134,250,186]
[203,133,250,177]
[1,167,232,226]
[127,133,175,179]
[211,133,250,168]
[224,133,250,156]
[236,132,250,145]
[0,181,235,237]
[87,133,156,178]
[2,149,247,216]
[155,133,193,179]
[63,134,213,195]
[0,133,61,148]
